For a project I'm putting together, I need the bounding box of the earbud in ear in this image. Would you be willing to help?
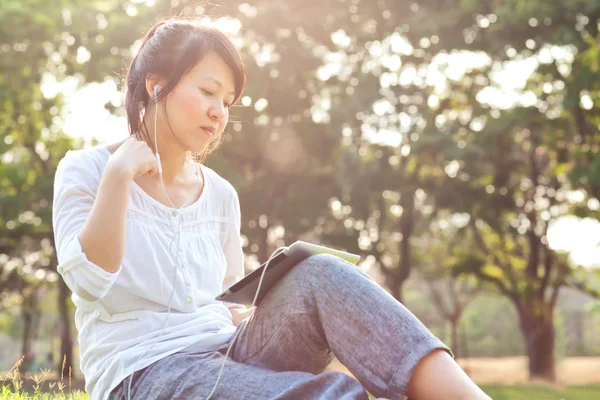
[153,84,161,101]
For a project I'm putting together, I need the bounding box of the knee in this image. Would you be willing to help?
[294,253,367,285]
[305,253,343,267]
[295,254,350,278]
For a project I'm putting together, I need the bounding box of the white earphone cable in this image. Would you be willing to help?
[125,86,200,400]
[204,245,287,400]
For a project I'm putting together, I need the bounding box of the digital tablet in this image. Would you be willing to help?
[215,241,360,306]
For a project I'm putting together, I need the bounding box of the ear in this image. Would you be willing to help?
[145,74,164,101]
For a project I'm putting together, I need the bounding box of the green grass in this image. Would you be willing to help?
[0,387,89,399]
[479,384,600,400]
[1,357,89,400]
[365,385,600,400]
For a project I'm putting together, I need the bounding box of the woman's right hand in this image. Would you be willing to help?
[107,136,158,180]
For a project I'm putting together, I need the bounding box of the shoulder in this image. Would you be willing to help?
[201,164,239,203]
[55,146,111,187]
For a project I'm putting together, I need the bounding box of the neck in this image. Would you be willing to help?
[141,110,189,184]
[155,148,189,184]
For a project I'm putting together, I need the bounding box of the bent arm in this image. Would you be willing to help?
[77,162,132,274]
[53,153,132,301]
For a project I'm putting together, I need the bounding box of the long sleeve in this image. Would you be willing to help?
[221,187,245,308]
[52,151,121,302]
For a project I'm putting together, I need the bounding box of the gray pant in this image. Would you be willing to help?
[110,254,451,399]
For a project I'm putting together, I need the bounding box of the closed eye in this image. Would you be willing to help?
[202,88,232,109]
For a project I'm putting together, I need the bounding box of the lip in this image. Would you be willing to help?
[201,126,215,137]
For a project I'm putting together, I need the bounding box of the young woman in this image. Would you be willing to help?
[52,17,490,400]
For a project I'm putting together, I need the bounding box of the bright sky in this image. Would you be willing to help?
[42,29,600,269]
[547,216,600,267]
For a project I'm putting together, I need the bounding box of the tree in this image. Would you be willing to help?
[413,222,480,358]
[431,0,600,380]
[0,0,122,376]
[439,105,581,381]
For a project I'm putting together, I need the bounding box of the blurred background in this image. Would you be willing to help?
[1,0,600,397]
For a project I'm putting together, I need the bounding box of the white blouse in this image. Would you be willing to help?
[52,146,245,400]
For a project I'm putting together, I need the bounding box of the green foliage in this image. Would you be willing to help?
[461,293,524,357]
[588,301,600,313]
[587,301,600,350]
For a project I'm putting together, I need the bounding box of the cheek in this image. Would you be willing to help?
[220,111,230,128]
[168,87,203,120]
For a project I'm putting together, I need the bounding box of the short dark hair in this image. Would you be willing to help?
[124,17,246,160]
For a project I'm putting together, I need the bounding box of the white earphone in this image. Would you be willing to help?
[153,84,163,175]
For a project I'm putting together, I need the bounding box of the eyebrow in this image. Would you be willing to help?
[202,75,235,97]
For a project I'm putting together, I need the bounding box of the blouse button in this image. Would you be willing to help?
[185,281,191,286]
[187,297,193,304]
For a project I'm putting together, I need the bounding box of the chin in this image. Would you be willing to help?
[181,136,208,152]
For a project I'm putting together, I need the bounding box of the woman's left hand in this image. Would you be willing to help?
[229,306,256,327]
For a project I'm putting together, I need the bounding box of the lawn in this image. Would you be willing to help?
[480,384,600,400]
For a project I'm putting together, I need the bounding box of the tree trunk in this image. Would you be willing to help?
[21,287,38,373]
[461,321,470,375]
[449,318,460,360]
[392,280,405,304]
[395,193,415,304]
[519,306,556,381]
[258,224,269,263]
[58,278,75,379]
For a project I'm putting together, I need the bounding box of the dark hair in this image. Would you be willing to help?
[124,17,246,160]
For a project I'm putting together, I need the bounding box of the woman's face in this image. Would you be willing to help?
[160,51,236,154]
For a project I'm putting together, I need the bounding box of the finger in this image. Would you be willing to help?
[144,159,158,176]
[145,164,156,176]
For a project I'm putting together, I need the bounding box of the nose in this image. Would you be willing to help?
[208,101,226,122]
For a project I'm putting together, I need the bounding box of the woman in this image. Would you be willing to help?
[52,17,490,400]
